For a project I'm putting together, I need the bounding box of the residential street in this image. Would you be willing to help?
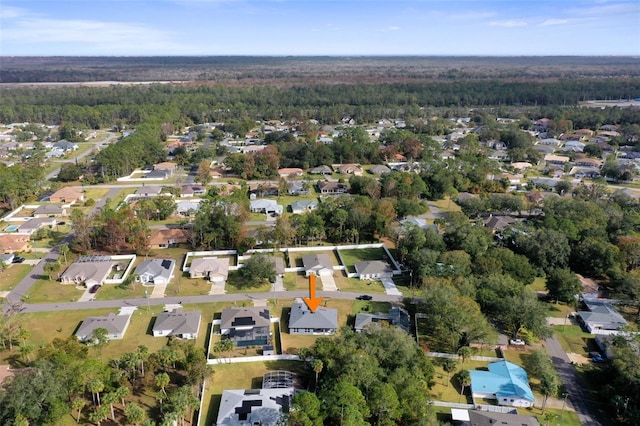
[544,335,602,426]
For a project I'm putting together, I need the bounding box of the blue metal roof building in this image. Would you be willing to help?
[470,360,535,408]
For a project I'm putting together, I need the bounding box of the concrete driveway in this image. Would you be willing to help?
[319,275,338,291]
[381,278,402,296]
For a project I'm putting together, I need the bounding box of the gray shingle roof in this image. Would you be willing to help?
[153,310,201,336]
[289,298,338,330]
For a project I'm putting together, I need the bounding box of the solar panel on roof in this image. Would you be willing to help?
[232,316,256,326]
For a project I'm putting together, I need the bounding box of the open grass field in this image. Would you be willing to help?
[225,270,272,294]
[0,264,32,292]
[528,276,547,292]
[432,196,461,212]
[82,187,111,201]
[552,325,598,355]
[95,282,148,300]
[199,360,306,426]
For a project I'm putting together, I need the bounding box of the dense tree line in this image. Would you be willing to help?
[0,334,209,425]
[2,79,639,130]
[291,325,436,426]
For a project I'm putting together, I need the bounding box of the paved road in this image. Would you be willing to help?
[45,132,118,180]
[18,291,402,313]
[544,335,602,426]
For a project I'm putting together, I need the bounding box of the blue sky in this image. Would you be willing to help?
[1,0,639,56]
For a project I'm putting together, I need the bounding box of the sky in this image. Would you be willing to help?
[1,0,639,56]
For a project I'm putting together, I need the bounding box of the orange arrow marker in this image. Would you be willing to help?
[303,274,323,313]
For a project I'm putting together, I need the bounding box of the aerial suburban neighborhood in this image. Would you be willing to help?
[0,56,639,426]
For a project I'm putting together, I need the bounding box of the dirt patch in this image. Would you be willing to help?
[567,352,590,365]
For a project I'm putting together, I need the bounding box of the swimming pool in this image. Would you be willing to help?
[4,225,20,232]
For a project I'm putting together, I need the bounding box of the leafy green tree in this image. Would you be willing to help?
[155,372,170,396]
[88,405,109,426]
[546,268,582,303]
[124,402,146,426]
[290,391,323,426]
[457,346,473,369]
[442,359,458,387]
[322,381,370,426]
[239,254,276,286]
[87,378,104,406]
[57,163,84,182]
[72,398,86,423]
[456,370,471,400]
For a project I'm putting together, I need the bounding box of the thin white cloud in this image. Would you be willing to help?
[0,6,27,19]
[489,20,527,28]
[1,16,196,54]
[568,2,639,17]
[540,18,569,26]
[388,26,400,31]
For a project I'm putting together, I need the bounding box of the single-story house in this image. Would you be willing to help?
[317,181,348,194]
[510,162,532,171]
[148,228,190,249]
[450,409,540,426]
[544,154,570,166]
[354,306,410,333]
[181,185,206,197]
[176,199,202,216]
[189,257,230,283]
[154,162,177,174]
[216,387,294,426]
[0,234,30,253]
[277,168,304,178]
[52,140,79,152]
[400,217,439,233]
[574,157,602,168]
[17,217,56,235]
[134,185,164,197]
[134,258,175,285]
[75,312,132,342]
[152,309,201,339]
[338,164,363,175]
[270,257,285,276]
[354,260,394,281]
[145,170,170,180]
[60,257,113,286]
[248,182,280,197]
[561,141,586,152]
[0,253,15,264]
[287,181,309,196]
[302,253,333,277]
[578,300,628,334]
[33,204,66,218]
[290,200,318,214]
[484,215,516,232]
[250,199,283,215]
[289,298,338,335]
[369,165,391,175]
[309,165,333,175]
[469,360,535,408]
[49,186,84,203]
[569,166,600,179]
[220,307,271,347]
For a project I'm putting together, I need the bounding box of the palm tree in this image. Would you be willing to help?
[115,385,130,408]
[155,372,171,396]
[72,398,87,423]
[58,243,70,264]
[312,359,323,392]
[18,341,35,363]
[103,391,118,421]
[540,372,559,413]
[136,345,150,377]
[124,402,146,425]
[87,378,104,406]
[88,405,109,426]
[442,359,458,387]
[457,346,473,369]
[457,370,471,402]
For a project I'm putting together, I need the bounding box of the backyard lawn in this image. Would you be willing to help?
[199,360,306,426]
[288,249,341,268]
[337,247,388,272]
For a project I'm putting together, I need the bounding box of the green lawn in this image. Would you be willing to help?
[528,276,547,292]
[432,196,461,212]
[289,249,340,268]
[0,264,32,292]
[225,270,273,294]
[94,282,148,300]
[82,187,110,201]
[338,247,387,272]
[332,273,387,294]
[25,280,85,303]
[199,360,306,426]
[552,325,598,355]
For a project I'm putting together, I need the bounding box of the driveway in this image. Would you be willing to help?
[272,276,285,292]
[544,335,602,425]
[381,278,402,296]
[319,275,338,291]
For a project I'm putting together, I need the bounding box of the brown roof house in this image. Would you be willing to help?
[0,234,30,253]
[49,186,84,204]
[337,163,363,176]
[149,228,189,249]
[189,257,230,283]
[60,257,113,286]
[152,309,201,339]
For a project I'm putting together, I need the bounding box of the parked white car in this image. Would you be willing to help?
[509,339,526,346]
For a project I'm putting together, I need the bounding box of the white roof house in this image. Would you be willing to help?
[75,312,132,342]
[250,199,283,215]
[134,259,175,285]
